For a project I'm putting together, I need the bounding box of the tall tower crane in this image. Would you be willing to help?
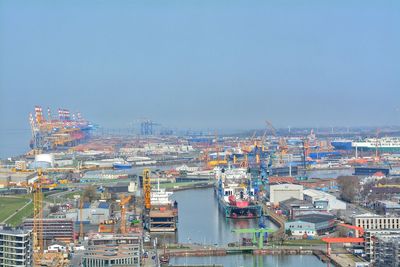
[33,169,44,265]
[143,169,151,210]
[79,196,84,241]
[118,194,132,234]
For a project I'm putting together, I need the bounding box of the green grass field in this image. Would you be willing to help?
[0,196,31,224]
[5,202,34,226]
[281,239,326,246]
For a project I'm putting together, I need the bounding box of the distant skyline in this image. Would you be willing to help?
[1,1,400,156]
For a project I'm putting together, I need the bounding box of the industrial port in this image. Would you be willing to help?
[1,107,400,266]
[1,1,398,266]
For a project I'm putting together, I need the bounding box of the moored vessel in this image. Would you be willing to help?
[215,167,262,219]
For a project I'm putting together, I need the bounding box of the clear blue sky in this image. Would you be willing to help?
[0,0,399,134]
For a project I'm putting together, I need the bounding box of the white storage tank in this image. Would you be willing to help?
[34,154,55,167]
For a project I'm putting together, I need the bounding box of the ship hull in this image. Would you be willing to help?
[113,163,132,169]
[214,188,262,219]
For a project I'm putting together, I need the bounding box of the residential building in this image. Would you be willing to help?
[82,234,141,267]
[353,213,400,230]
[374,234,400,267]
[364,230,400,263]
[23,218,74,244]
[0,226,32,267]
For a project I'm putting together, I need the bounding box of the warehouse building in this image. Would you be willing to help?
[374,200,400,216]
[285,213,336,237]
[279,197,328,219]
[269,184,303,205]
[303,189,346,211]
[66,201,111,225]
[0,226,32,267]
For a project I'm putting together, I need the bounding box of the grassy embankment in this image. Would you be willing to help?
[0,195,33,226]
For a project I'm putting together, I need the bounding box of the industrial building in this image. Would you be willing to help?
[82,234,141,267]
[23,218,74,244]
[0,226,32,267]
[303,189,346,211]
[269,184,303,205]
[353,213,400,230]
[285,213,335,237]
[373,234,400,267]
[279,197,327,219]
[374,200,400,216]
[66,201,110,225]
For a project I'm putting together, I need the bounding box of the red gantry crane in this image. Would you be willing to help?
[322,224,365,256]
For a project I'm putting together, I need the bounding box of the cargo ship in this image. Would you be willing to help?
[215,167,262,219]
[331,139,353,150]
[352,137,400,152]
[112,162,133,169]
[354,166,389,176]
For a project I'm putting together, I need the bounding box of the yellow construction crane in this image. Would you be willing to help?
[33,169,68,266]
[79,196,84,241]
[119,194,132,234]
[143,169,151,210]
[33,169,44,266]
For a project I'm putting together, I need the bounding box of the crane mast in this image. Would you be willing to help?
[33,169,44,266]
[143,169,151,210]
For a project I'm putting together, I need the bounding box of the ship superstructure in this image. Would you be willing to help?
[352,137,400,152]
[148,179,178,232]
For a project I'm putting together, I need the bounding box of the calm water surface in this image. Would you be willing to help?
[170,254,328,267]
[166,188,327,267]
[169,187,278,245]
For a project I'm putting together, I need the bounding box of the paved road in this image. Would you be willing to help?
[342,202,373,223]
[330,252,361,267]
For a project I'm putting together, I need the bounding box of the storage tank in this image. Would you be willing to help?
[34,154,55,167]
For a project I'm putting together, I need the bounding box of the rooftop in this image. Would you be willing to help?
[280,197,312,207]
[294,213,335,224]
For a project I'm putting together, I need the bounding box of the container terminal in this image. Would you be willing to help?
[1,108,400,266]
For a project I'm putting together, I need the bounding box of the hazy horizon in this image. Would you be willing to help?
[1,1,400,156]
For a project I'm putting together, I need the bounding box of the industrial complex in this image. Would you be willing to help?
[0,108,400,266]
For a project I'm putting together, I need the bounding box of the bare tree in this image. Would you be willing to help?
[82,185,98,202]
[337,176,360,203]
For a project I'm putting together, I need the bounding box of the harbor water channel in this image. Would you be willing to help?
[155,187,329,267]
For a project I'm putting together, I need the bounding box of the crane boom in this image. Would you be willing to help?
[119,194,132,234]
